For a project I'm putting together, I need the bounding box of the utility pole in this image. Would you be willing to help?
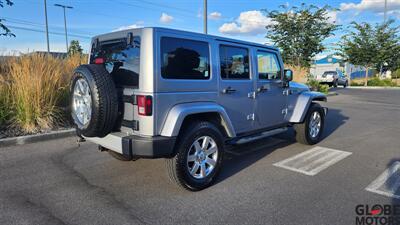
[384,0,388,23]
[54,3,73,52]
[203,0,207,34]
[44,0,50,52]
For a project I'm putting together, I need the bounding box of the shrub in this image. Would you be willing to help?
[2,53,85,134]
[306,75,329,94]
[349,80,364,86]
[367,77,396,87]
[306,77,320,91]
[318,84,329,94]
[0,78,12,127]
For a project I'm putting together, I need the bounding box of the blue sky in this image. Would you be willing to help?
[1,0,399,56]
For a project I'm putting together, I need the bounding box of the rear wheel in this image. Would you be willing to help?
[166,121,224,191]
[333,80,338,88]
[343,81,348,88]
[294,103,325,145]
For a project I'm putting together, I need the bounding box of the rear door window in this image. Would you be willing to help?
[219,45,250,79]
[161,37,210,80]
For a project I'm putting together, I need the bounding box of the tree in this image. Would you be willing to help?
[338,20,400,86]
[264,4,339,68]
[68,40,83,56]
[375,20,400,74]
[0,0,14,37]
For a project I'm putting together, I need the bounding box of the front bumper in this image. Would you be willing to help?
[84,133,176,159]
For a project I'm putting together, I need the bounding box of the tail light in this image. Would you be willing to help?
[137,95,152,116]
[94,57,105,64]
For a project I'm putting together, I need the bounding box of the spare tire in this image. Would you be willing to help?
[70,64,118,137]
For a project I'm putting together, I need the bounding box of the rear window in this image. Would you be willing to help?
[161,37,210,80]
[90,37,140,87]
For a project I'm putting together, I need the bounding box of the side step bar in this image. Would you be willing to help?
[229,127,287,145]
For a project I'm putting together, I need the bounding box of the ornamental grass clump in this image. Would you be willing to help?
[2,53,85,134]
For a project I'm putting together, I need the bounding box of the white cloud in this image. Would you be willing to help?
[387,10,400,18]
[160,13,173,24]
[113,21,144,32]
[326,10,338,24]
[340,0,400,13]
[219,10,271,35]
[209,11,222,20]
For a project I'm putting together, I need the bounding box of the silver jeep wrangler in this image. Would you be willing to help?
[70,27,327,191]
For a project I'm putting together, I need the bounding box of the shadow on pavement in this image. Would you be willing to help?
[321,108,349,140]
[216,108,348,184]
[216,136,295,184]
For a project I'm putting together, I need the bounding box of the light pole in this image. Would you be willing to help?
[384,0,388,23]
[203,0,207,34]
[54,3,73,52]
[44,0,50,52]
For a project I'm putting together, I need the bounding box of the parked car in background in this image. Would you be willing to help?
[316,71,348,88]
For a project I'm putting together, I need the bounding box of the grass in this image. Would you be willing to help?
[285,65,308,84]
[0,53,85,135]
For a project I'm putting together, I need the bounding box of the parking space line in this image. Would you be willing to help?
[365,161,400,199]
[273,146,352,176]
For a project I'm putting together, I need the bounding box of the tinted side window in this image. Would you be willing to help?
[257,51,281,80]
[161,37,210,80]
[219,45,250,79]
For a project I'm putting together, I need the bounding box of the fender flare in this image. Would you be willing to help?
[288,91,327,123]
[160,102,236,137]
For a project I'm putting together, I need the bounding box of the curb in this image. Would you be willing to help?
[347,86,400,89]
[0,129,76,148]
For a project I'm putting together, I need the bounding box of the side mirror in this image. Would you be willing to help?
[284,69,293,82]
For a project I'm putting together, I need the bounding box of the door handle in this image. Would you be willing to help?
[222,86,236,94]
[257,85,268,93]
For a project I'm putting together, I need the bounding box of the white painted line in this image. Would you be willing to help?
[365,161,400,199]
[273,146,352,176]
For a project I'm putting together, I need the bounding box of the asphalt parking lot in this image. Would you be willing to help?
[1,88,400,225]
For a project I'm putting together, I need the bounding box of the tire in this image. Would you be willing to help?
[70,64,118,137]
[166,121,225,191]
[333,80,338,88]
[343,81,348,88]
[294,103,325,145]
[108,150,137,161]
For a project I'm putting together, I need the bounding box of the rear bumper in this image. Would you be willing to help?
[317,80,334,83]
[84,133,176,158]
[122,135,176,158]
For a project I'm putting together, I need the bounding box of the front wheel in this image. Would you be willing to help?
[343,81,348,88]
[166,121,225,191]
[294,103,325,145]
